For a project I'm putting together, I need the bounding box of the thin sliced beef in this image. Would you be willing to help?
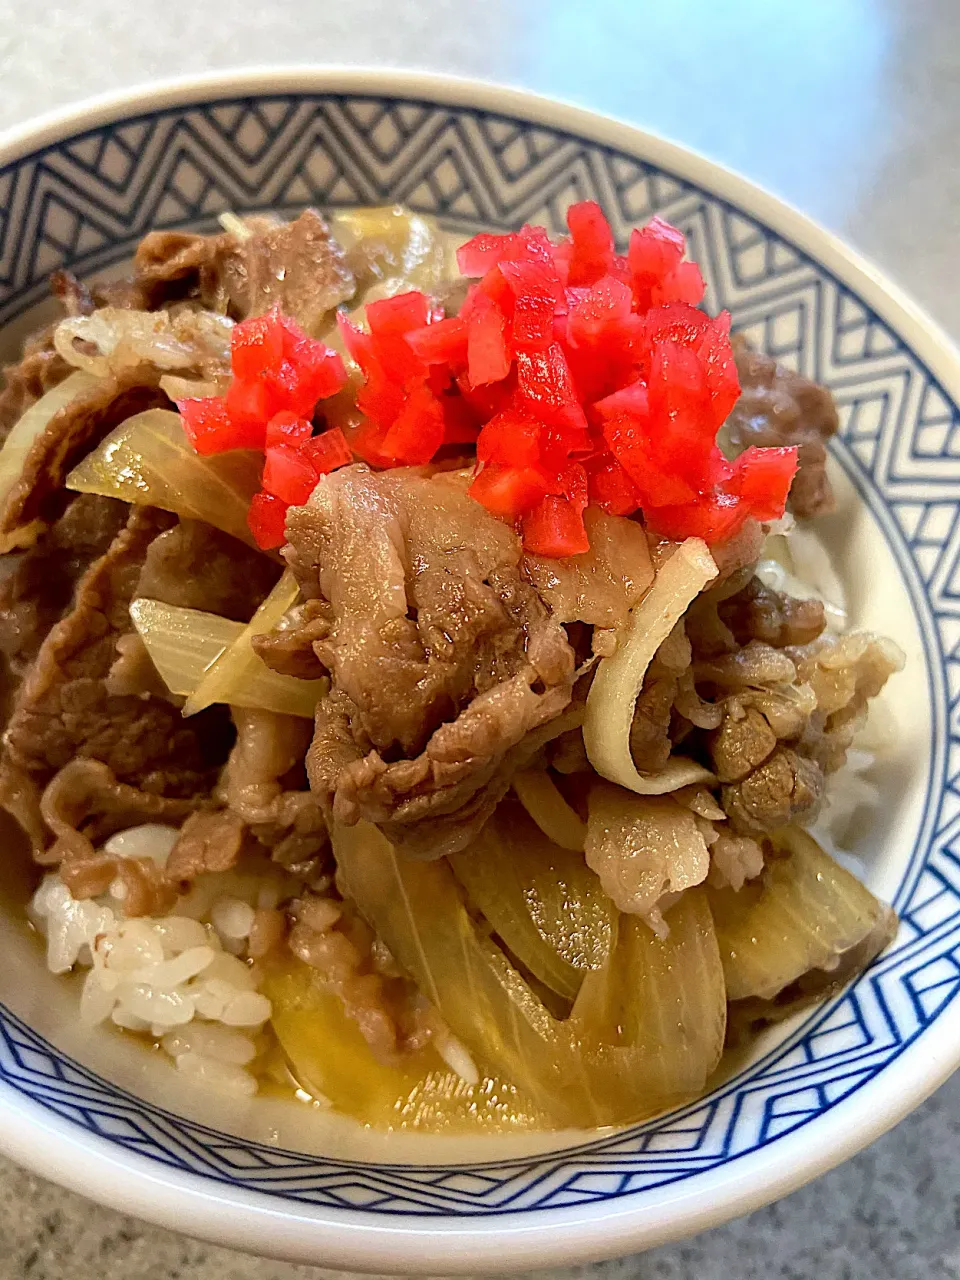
[311,689,578,860]
[283,465,576,857]
[288,891,408,1062]
[135,519,280,622]
[133,210,355,332]
[99,518,280,703]
[2,508,233,809]
[0,262,148,448]
[165,808,247,881]
[60,851,177,917]
[523,508,653,628]
[216,707,328,870]
[0,325,72,445]
[36,758,200,864]
[0,370,167,553]
[687,573,826,659]
[728,336,839,519]
[160,708,329,882]
[252,598,330,678]
[0,493,128,681]
[49,270,96,318]
[718,575,826,650]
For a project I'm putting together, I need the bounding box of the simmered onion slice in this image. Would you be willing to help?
[67,408,262,547]
[708,826,893,1001]
[129,597,326,719]
[583,538,717,795]
[335,818,726,1127]
[450,799,611,1000]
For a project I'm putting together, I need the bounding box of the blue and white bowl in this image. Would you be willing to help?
[0,68,957,1272]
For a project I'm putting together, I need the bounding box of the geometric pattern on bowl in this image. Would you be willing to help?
[0,92,956,1215]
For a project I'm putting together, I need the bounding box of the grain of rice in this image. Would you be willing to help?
[201,952,256,991]
[150,916,210,952]
[174,1050,257,1098]
[161,1024,257,1065]
[140,945,216,988]
[111,1007,150,1032]
[119,983,194,1027]
[98,921,164,972]
[79,969,117,1025]
[220,990,271,1028]
[103,823,180,864]
[211,897,256,941]
[434,1034,480,1086]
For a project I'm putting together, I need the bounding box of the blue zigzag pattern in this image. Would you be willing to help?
[0,93,957,1216]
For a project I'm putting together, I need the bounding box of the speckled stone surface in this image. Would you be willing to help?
[0,0,958,1275]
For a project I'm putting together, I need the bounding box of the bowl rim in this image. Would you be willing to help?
[0,63,957,1273]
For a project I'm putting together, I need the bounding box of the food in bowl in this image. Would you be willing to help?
[0,199,903,1130]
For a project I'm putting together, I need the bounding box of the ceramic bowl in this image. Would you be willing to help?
[0,67,957,1273]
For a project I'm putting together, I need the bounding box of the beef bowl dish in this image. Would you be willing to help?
[0,73,954,1274]
[0,196,905,1132]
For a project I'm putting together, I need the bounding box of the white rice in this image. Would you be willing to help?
[28,824,287,1099]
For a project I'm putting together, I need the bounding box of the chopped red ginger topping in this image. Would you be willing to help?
[328,204,796,554]
[177,304,351,548]
[176,206,798,555]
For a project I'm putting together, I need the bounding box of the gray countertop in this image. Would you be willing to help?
[0,1,958,1276]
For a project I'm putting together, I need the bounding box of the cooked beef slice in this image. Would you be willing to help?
[691,632,902,836]
[2,507,233,804]
[619,571,900,842]
[0,259,151,449]
[0,370,167,553]
[282,464,576,857]
[288,890,417,1063]
[135,519,280,622]
[686,572,825,660]
[35,757,200,866]
[49,269,96,318]
[165,808,247,880]
[252,598,331,678]
[132,210,355,331]
[215,707,328,869]
[718,575,826,650]
[727,336,839,519]
[310,688,577,861]
[0,494,128,681]
[0,325,72,445]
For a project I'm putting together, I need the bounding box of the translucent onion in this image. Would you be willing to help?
[707,826,892,1001]
[583,538,718,795]
[53,307,232,379]
[0,370,100,509]
[265,960,548,1133]
[218,211,254,241]
[66,408,262,547]
[327,206,454,303]
[182,570,302,717]
[571,889,726,1106]
[334,818,726,1127]
[129,597,327,718]
[512,768,587,851]
[449,799,611,1000]
[157,374,222,402]
[585,781,711,924]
